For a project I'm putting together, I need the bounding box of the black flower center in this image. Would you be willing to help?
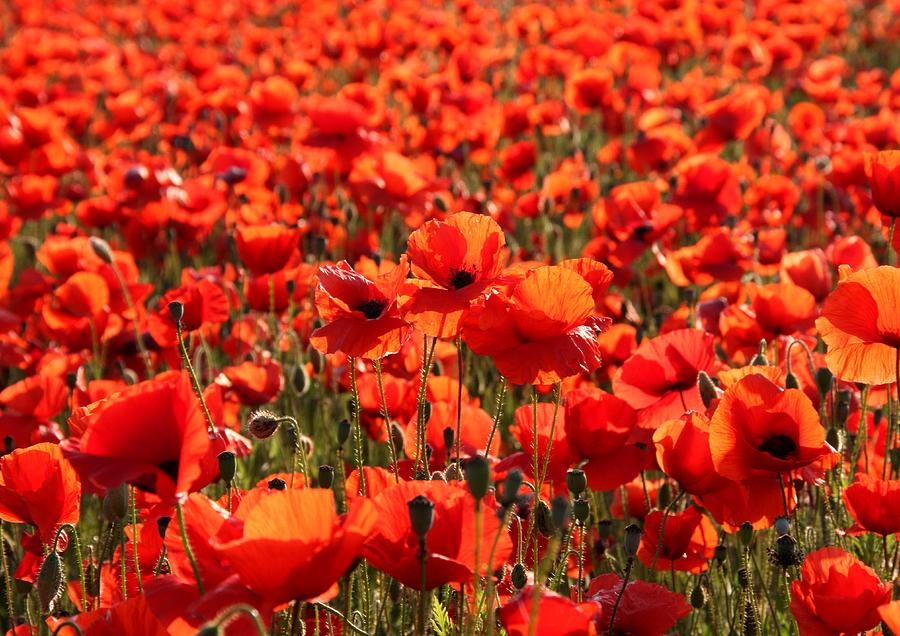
[158,459,179,482]
[356,299,386,319]
[758,434,797,460]
[449,268,476,289]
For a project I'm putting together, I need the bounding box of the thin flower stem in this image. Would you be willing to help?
[349,358,367,496]
[608,557,635,633]
[118,525,128,599]
[175,322,217,433]
[109,260,153,377]
[312,603,371,636]
[51,621,84,635]
[129,487,142,593]
[175,501,204,594]
[536,383,563,494]
[273,416,309,488]
[373,359,399,482]
[484,377,507,456]
[1,521,15,627]
[481,507,512,636]
[416,537,428,636]
[455,335,464,470]
[414,337,438,475]
[651,489,686,571]
[467,503,483,636]
[206,603,268,635]
[53,524,87,612]
[777,473,791,520]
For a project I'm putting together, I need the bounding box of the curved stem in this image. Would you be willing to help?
[206,603,268,635]
[52,524,87,612]
[312,603,371,636]
[51,621,84,636]
[175,322,216,433]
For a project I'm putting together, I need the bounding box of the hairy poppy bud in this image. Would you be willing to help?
[248,410,279,439]
[536,500,554,537]
[442,427,455,459]
[597,519,612,540]
[774,516,790,537]
[89,236,114,264]
[431,471,447,482]
[836,390,851,424]
[623,524,642,557]
[37,551,64,613]
[657,482,671,509]
[408,495,435,539]
[337,419,352,447]
[501,469,523,507]
[444,462,463,482]
[551,496,570,532]
[697,371,717,408]
[308,347,325,374]
[573,498,590,524]
[292,365,310,395]
[465,455,490,502]
[785,371,800,389]
[167,300,184,325]
[217,451,236,484]
[157,516,171,539]
[422,401,432,425]
[319,465,335,489]
[102,483,129,523]
[434,196,449,213]
[826,427,841,452]
[739,522,754,547]
[714,544,728,563]
[511,562,527,589]
[268,477,286,491]
[196,627,221,636]
[690,581,707,609]
[390,423,406,460]
[566,469,587,496]
[815,367,833,397]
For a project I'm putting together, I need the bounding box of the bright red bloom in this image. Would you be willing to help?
[235,224,300,275]
[404,211,508,338]
[310,258,412,360]
[637,506,717,573]
[842,473,900,536]
[0,442,80,543]
[587,572,691,635]
[148,279,230,348]
[462,265,610,384]
[790,547,891,636]
[864,150,900,217]
[653,412,727,496]
[218,359,284,406]
[500,587,599,636]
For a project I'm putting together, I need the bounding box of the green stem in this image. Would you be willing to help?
[175,502,204,593]
[374,360,399,482]
[206,603,268,635]
[1,521,15,628]
[52,524,87,612]
[349,359,367,496]
[175,322,216,433]
[130,488,142,593]
[110,260,153,377]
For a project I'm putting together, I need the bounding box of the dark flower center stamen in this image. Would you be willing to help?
[449,268,476,289]
[158,459,180,482]
[758,434,797,460]
[356,299,386,319]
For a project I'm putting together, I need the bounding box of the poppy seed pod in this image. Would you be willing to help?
[501,469,523,507]
[566,469,587,496]
[769,534,803,568]
[37,550,64,613]
[89,236,114,264]
[319,465,335,489]
[623,524,642,557]
[337,419,352,447]
[465,455,490,502]
[102,483,129,523]
[535,500,554,537]
[697,371,717,408]
[573,497,590,524]
[511,562,527,589]
[407,494,435,539]
[217,451,236,484]
[167,300,184,325]
[248,410,280,439]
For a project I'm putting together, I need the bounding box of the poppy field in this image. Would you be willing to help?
[2,0,900,634]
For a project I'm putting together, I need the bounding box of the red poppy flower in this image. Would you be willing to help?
[864,150,900,217]
[310,258,412,360]
[496,401,578,488]
[842,473,900,536]
[879,601,900,634]
[0,373,67,420]
[461,265,610,384]
[49,595,169,636]
[637,506,717,573]
[235,224,300,276]
[653,412,728,497]
[709,373,833,480]
[816,266,900,385]
[403,212,508,339]
[62,372,215,503]
[0,442,80,544]
[217,359,284,406]
[500,587,599,636]
[148,279,230,349]
[780,249,832,302]
[212,489,376,606]
[790,547,891,636]
[587,572,691,635]
[613,329,716,428]
[362,480,512,590]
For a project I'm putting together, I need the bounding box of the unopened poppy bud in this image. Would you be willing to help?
[407,495,435,539]
[774,516,790,537]
[623,524,642,557]
[785,371,800,389]
[292,365,310,395]
[442,427,454,458]
[319,465,335,489]
[444,463,462,482]
[308,347,325,374]
[573,498,590,524]
[465,456,490,502]
[390,423,406,459]
[501,469,523,507]
[220,165,247,186]
[535,500,554,537]
[389,578,402,602]
[337,419,352,447]
[714,544,728,563]
[124,165,148,190]
[248,410,279,439]
[566,469,587,496]
[690,581,707,609]
[431,471,447,482]
[815,367,833,397]
[697,371,717,408]
[511,563,527,589]
[196,627,221,636]
[739,522,754,547]
[836,390,851,424]
[434,196,448,213]
[37,551,64,613]
[657,482,671,509]
[826,427,841,451]
[551,496,570,532]
[750,352,767,366]
[268,477,286,491]
[217,451,236,484]
[102,483,129,523]
[157,516,171,539]
[89,236,114,264]
[597,519,613,540]
[167,300,184,325]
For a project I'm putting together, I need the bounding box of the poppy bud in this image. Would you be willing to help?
[217,451,236,484]
[122,368,139,385]
[785,371,800,389]
[573,498,590,524]
[836,390,851,425]
[442,427,455,459]
[826,427,841,452]
[337,419,352,447]
[551,496,570,532]
[268,477,287,491]
[389,578,402,602]
[292,365,310,395]
[248,410,279,439]
[597,519,613,541]
[774,516,790,537]
[157,516,171,539]
[167,300,184,325]
[37,551,64,613]
[690,581,707,609]
[220,166,247,186]
[714,544,728,563]
[319,465,335,489]
[511,563,527,589]
[2,436,12,455]
[501,469,523,507]
[465,456,490,502]
[535,500,554,537]
[431,471,447,482]
[124,165,148,189]
[89,236,114,264]
[566,469,587,496]
[434,196,448,213]
[739,522,753,547]
[750,352,768,366]
[196,627,221,636]
[697,371,717,408]
[815,367,833,397]
[102,483,129,523]
[623,524,642,557]
[657,482,671,509]
[407,495,435,539]
[390,422,406,459]
[444,463,463,482]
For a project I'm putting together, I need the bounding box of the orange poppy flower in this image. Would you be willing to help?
[217,359,284,406]
[780,249,832,301]
[790,547,891,636]
[147,279,230,349]
[653,412,729,496]
[637,506,717,573]
[816,266,900,385]
[213,489,376,606]
[500,587,599,636]
[842,473,900,536]
[235,224,300,276]
[709,373,832,480]
[50,595,170,636]
[310,258,412,360]
[0,442,80,544]
[864,150,900,217]
[403,212,508,339]
[461,265,610,384]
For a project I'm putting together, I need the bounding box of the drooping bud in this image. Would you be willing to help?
[465,455,490,502]
[167,300,184,325]
[714,544,728,564]
[535,500,554,537]
[292,365,310,396]
[511,563,527,589]
[390,423,406,460]
[623,524,642,557]
[690,581,707,609]
[102,483,129,523]
[217,451,236,484]
[697,371,717,408]
[442,427,455,459]
[195,626,222,636]
[89,236,114,264]
[500,469,523,507]
[657,482,671,509]
[597,519,612,541]
[815,367,833,397]
[37,550,64,613]
[248,410,280,439]
[157,516,171,539]
[566,469,587,496]
[337,419,352,447]
[407,495,435,539]
[433,196,449,213]
[319,465,335,489]
[785,371,800,390]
